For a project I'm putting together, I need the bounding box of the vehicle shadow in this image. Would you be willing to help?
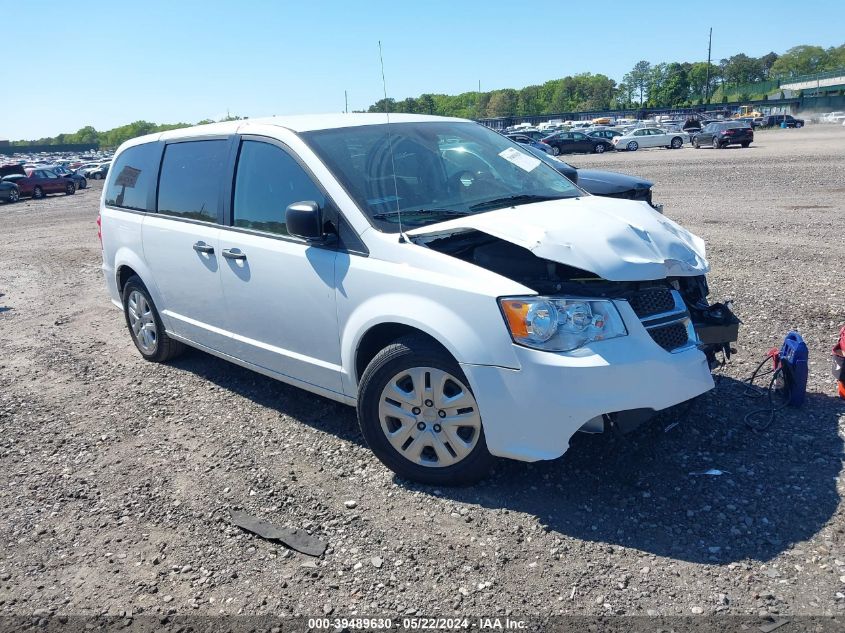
[169,348,842,565]
[437,376,844,565]
[168,348,362,443]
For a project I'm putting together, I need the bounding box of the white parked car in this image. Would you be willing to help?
[612,127,689,151]
[99,114,737,485]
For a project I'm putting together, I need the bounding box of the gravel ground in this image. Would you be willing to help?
[1,126,844,621]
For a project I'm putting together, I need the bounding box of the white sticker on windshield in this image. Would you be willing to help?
[498,147,541,172]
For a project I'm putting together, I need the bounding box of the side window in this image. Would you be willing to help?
[157,140,228,222]
[105,142,162,212]
[232,141,327,236]
[572,133,586,140]
[634,130,645,136]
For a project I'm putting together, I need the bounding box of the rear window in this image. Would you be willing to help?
[105,142,161,212]
[157,140,228,222]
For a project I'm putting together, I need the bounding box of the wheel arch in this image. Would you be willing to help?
[354,323,451,390]
[113,247,164,308]
[340,293,518,397]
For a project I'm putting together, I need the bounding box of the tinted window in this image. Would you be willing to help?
[105,142,161,212]
[157,140,228,221]
[232,141,326,236]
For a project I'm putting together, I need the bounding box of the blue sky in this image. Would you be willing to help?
[2,0,843,140]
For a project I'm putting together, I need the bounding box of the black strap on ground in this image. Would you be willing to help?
[230,510,328,557]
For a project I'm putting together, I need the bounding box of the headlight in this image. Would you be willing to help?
[499,296,627,352]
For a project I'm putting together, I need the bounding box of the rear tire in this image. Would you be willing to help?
[79,178,87,189]
[551,146,560,156]
[795,122,803,128]
[32,186,43,199]
[693,138,701,149]
[626,141,638,151]
[122,276,185,363]
[670,137,683,149]
[8,188,19,203]
[357,335,495,486]
[741,141,751,148]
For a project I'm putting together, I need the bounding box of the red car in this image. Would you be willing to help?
[1,168,76,199]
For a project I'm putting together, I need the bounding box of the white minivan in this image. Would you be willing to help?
[100,114,739,485]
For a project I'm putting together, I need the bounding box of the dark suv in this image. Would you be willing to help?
[759,114,804,128]
[692,121,754,149]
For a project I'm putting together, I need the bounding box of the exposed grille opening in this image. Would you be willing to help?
[648,321,690,351]
[629,288,675,318]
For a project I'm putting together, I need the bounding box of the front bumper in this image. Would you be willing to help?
[461,327,714,462]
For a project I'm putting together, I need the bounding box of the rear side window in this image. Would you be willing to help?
[157,140,228,222]
[105,142,160,212]
[232,140,326,236]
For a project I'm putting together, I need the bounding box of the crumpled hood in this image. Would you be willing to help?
[408,196,709,281]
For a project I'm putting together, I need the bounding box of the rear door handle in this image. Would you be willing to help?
[222,248,246,261]
[193,241,214,254]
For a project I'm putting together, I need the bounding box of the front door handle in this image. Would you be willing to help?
[222,248,247,261]
[193,241,214,254]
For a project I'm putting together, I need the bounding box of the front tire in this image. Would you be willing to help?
[594,143,606,154]
[795,122,803,128]
[741,141,751,148]
[8,188,19,203]
[79,178,87,189]
[122,276,184,362]
[93,173,103,180]
[32,186,44,199]
[551,146,560,156]
[626,141,638,151]
[357,335,494,485]
[65,182,75,195]
[693,137,701,149]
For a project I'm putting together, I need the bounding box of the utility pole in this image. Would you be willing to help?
[344,90,348,114]
[704,27,712,104]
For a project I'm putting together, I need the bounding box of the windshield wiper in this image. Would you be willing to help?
[468,194,573,211]
[372,208,470,221]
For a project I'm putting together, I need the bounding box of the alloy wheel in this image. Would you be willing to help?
[378,366,481,468]
[127,290,157,354]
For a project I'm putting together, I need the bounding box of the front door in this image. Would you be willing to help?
[141,138,231,351]
[218,138,342,394]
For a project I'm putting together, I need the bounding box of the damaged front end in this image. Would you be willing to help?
[414,228,740,435]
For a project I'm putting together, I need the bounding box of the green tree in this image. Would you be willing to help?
[626,60,651,106]
[770,45,829,77]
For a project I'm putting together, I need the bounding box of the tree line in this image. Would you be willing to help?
[9,42,844,148]
[366,43,845,118]
[10,115,245,149]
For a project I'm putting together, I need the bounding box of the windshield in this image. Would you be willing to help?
[301,121,580,232]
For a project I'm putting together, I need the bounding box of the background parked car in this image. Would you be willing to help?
[692,121,754,149]
[85,162,111,180]
[0,180,20,203]
[612,127,688,151]
[47,164,87,190]
[3,169,76,198]
[586,129,622,141]
[542,131,614,154]
[759,114,804,128]
[523,146,662,212]
[505,134,555,155]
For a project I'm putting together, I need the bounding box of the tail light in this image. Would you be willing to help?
[540,140,549,144]
[96,213,102,250]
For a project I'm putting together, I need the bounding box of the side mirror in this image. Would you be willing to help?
[285,200,324,241]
